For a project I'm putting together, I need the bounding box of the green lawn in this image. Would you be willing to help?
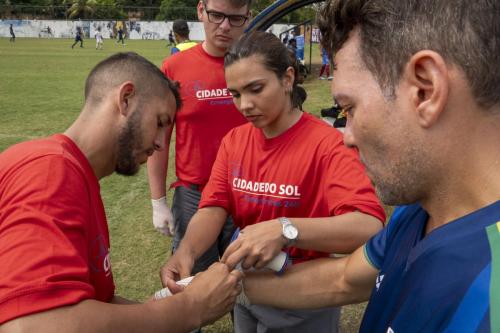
[0,37,366,332]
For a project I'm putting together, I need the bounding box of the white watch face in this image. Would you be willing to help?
[283,224,298,240]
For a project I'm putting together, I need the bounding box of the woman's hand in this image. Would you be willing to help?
[221,219,287,270]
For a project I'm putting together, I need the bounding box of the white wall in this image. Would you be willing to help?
[0,19,294,41]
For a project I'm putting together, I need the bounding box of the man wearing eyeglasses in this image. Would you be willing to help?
[148,0,251,295]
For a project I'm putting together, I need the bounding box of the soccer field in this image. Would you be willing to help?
[0,37,365,332]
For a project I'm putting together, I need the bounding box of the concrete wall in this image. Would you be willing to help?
[0,19,294,41]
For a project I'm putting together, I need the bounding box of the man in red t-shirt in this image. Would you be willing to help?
[0,52,242,332]
[147,0,251,274]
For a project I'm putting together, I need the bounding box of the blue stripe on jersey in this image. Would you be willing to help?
[443,263,490,333]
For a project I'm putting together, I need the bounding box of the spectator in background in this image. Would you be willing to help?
[319,47,332,80]
[295,33,305,62]
[287,38,297,55]
[170,19,197,55]
[282,31,289,45]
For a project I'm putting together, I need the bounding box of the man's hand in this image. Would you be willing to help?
[160,248,195,290]
[221,219,286,270]
[184,263,244,327]
[151,196,174,236]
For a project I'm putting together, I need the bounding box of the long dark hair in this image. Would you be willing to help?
[225,31,306,109]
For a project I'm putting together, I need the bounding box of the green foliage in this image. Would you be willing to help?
[93,0,126,19]
[64,0,96,19]
[157,0,198,21]
[251,0,318,23]
[3,0,318,23]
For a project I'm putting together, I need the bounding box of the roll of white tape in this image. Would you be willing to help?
[153,276,194,300]
[265,251,288,272]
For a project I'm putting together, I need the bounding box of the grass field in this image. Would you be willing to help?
[0,37,367,332]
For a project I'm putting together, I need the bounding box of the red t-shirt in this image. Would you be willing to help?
[200,113,386,262]
[0,134,115,324]
[161,43,247,187]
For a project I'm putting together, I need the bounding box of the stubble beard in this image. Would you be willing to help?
[371,142,427,206]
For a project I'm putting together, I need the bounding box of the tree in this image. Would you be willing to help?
[251,1,318,24]
[93,0,126,19]
[157,0,198,21]
[122,0,161,20]
[64,0,96,19]
[253,0,274,11]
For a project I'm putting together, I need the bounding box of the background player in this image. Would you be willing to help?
[95,26,104,50]
[71,26,83,49]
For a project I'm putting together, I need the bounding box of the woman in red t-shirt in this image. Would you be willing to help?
[162,31,385,332]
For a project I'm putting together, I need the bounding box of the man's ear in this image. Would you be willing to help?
[117,81,135,117]
[405,50,449,128]
[197,1,204,21]
[242,10,253,30]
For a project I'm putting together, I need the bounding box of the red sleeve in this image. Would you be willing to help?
[323,140,386,223]
[199,134,231,210]
[0,156,95,324]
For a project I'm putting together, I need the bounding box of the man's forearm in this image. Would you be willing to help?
[244,245,379,309]
[244,257,368,309]
[290,212,383,254]
[0,295,201,333]
[147,150,169,199]
[147,126,173,199]
[177,207,228,260]
[110,295,138,305]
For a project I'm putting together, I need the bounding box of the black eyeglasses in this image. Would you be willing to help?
[203,4,249,27]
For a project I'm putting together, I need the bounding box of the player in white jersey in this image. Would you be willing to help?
[95,27,104,50]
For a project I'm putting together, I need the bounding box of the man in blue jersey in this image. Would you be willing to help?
[116,27,125,45]
[235,0,500,332]
[71,26,83,49]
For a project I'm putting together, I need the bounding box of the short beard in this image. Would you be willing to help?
[115,110,143,176]
[373,144,426,206]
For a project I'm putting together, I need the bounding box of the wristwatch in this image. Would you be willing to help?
[278,217,299,246]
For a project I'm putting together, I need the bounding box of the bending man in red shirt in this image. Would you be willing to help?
[161,32,386,333]
[0,52,242,332]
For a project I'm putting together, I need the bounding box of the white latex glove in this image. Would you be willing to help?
[151,196,175,237]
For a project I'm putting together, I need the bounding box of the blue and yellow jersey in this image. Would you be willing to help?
[171,41,197,55]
